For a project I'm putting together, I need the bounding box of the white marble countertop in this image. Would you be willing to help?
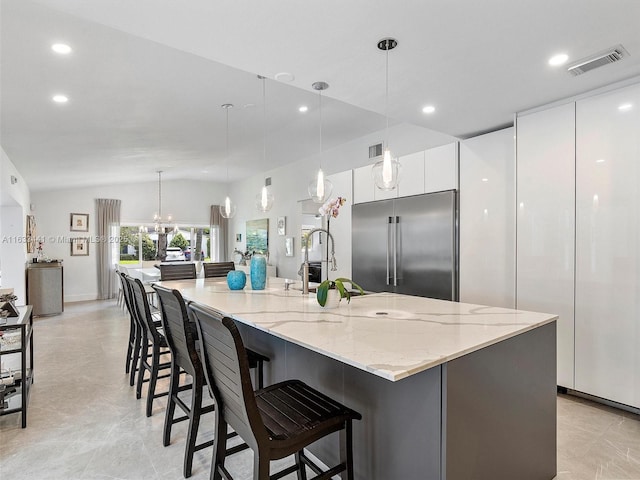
[157,277,557,381]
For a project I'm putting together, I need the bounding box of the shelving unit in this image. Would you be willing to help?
[0,305,34,428]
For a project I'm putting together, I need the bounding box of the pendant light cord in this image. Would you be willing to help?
[158,171,162,220]
[385,41,389,148]
[262,77,267,163]
[225,107,229,183]
[319,88,323,169]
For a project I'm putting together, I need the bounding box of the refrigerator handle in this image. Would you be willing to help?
[394,216,399,287]
[387,216,392,285]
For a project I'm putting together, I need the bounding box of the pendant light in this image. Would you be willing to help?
[372,37,400,191]
[308,81,332,203]
[256,75,274,212]
[219,103,237,219]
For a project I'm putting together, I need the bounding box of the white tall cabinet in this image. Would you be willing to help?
[574,83,640,408]
[516,81,640,408]
[459,127,515,309]
[516,103,576,389]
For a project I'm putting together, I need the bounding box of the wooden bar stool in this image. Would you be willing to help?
[153,285,270,478]
[128,276,172,416]
[189,302,361,480]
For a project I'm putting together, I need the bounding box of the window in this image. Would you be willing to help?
[118,225,212,264]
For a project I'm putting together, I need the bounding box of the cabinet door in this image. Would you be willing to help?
[353,165,375,204]
[460,127,515,309]
[575,83,640,408]
[516,103,575,388]
[397,151,425,198]
[425,142,457,193]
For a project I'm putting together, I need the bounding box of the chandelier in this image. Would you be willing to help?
[153,170,176,233]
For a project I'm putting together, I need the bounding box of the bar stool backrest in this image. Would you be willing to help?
[119,272,133,313]
[189,302,268,451]
[203,262,235,278]
[153,285,200,376]
[128,276,161,343]
[159,263,197,281]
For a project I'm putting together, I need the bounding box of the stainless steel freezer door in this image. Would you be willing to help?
[394,191,457,300]
[352,199,395,293]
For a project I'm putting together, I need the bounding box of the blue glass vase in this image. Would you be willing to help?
[226,270,246,290]
[250,254,267,290]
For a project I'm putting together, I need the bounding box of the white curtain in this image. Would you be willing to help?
[96,198,121,299]
[210,205,228,262]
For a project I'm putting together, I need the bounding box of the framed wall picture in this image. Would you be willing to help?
[70,237,90,256]
[285,236,294,257]
[70,213,89,232]
[246,218,268,253]
[277,216,286,236]
[26,214,36,253]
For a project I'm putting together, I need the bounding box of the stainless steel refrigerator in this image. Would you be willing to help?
[352,190,458,300]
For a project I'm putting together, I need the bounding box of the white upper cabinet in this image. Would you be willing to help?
[352,142,459,204]
[574,83,640,408]
[516,102,576,389]
[397,151,425,198]
[425,143,458,193]
[353,165,375,204]
[459,128,515,309]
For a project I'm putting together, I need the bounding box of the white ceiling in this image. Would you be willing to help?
[2,0,640,191]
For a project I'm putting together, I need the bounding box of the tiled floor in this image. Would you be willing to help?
[1,300,639,479]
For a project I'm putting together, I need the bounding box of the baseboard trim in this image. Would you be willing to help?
[563,388,640,415]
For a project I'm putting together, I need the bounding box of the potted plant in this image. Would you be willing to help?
[316,278,364,308]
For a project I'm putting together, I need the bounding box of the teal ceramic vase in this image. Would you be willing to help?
[226,270,246,290]
[250,254,267,290]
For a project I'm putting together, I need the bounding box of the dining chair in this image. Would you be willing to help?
[160,263,197,281]
[202,262,235,278]
[189,301,361,480]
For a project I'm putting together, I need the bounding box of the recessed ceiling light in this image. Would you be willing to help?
[422,105,436,114]
[596,158,606,163]
[298,105,308,113]
[51,43,72,54]
[52,95,68,103]
[274,72,295,82]
[548,53,569,66]
[618,103,633,111]
[481,178,489,182]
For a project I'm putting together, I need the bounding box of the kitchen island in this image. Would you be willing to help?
[159,277,557,480]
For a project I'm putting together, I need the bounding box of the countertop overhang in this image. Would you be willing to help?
[157,277,557,381]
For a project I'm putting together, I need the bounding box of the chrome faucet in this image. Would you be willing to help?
[298,228,337,294]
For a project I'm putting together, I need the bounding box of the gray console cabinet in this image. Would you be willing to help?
[26,262,63,316]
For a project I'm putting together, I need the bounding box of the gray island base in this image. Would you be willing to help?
[159,278,557,480]
[239,321,556,480]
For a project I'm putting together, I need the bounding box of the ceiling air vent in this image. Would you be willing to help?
[567,45,629,76]
[369,143,383,158]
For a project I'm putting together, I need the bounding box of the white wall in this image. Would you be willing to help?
[31,179,225,302]
[0,146,31,304]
